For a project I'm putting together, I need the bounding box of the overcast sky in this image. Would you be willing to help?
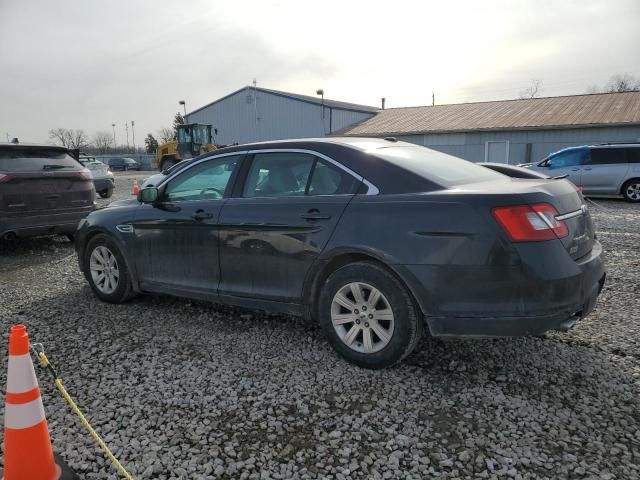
[1,0,639,144]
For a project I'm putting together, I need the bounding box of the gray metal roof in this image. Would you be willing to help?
[337,91,640,136]
[187,86,379,117]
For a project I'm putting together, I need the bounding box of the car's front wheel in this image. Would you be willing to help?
[318,262,423,369]
[622,179,640,202]
[84,234,135,303]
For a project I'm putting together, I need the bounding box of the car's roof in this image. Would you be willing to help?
[201,137,458,194]
[0,142,72,151]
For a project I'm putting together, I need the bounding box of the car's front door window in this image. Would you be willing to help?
[547,150,586,169]
[164,155,240,202]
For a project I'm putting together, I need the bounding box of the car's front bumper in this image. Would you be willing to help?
[404,239,606,337]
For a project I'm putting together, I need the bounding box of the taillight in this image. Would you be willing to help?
[0,173,12,184]
[492,203,568,242]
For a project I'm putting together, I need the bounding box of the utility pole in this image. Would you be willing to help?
[111,123,116,147]
[125,122,130,152]
[432,91,435,106]
[131,121,135,153]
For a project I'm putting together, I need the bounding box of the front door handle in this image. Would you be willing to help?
[571,168,580,171]
[583,167,592,171]
[300,209,331,221]
[192,210,213,221]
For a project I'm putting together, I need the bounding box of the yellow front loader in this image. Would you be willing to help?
[153,123,216,171]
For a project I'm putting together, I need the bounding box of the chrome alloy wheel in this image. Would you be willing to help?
[626,182,640,201]
[89,246,119,294]
[331,282,395,354]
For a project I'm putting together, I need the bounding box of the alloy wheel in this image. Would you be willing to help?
[626,183,640,201]
[89,246,120,294]
[331,282,395,354]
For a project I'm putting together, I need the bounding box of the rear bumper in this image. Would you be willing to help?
[404,239,606,337]
[0,206,94,238]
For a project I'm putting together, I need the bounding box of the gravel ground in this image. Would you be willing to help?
[1,181,639,479]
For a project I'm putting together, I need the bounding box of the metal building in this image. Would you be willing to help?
[338,92,640,164]
[185,86,378,145]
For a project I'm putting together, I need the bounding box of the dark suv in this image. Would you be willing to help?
[102,157,141,171]
[525,144,640,202]
[0,144,95,240]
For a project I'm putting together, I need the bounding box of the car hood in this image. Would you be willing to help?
[106,198,138,208]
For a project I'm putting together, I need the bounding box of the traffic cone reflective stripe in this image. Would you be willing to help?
[2,325,77,480]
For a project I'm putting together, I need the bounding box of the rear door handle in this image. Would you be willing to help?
[583,167,592,171]
[300,209,331,221]
[192,210,213,221]
[571,168,580,171]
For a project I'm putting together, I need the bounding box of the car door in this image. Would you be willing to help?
[133,153,243,298]
[537,148,588,186]
[218,150,361,304]
[580,147,631,194]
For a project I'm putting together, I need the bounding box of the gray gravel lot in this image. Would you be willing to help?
[1,178,639,479]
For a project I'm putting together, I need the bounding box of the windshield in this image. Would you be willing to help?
[0,148,82,172]
[373,146,504,186]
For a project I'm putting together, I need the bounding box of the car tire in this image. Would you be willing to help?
[318,261,423,369]
[83,234,135,303]
[622,179,640,202]
[98,189,112,199]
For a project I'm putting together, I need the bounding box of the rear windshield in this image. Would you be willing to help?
[374,146,503,186]
[0,148,82,172]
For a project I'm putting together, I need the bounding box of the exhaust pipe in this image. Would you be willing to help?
[556,314,581,332]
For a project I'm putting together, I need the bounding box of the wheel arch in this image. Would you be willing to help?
[304,248,432,331]
[80,228,141,292]
[620,177,640,194]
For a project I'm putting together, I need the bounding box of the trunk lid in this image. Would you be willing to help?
[452,177,595,260]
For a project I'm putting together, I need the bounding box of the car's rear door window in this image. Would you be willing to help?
[0,148,81,172]
[307,160,359,195]
[589,148,628,164]
[243,152,315,197]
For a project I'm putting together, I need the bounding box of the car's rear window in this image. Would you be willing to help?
[0,148,82,172]
[373,146,503,186]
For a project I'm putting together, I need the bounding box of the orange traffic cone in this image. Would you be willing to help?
[2,325,78,480]
[131,177,140,196]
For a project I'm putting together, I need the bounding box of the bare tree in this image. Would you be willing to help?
[605,73,640,93]
[92,131,112,154]
[67,129,89,150]
[157,127,174,144]
[519,79,543,99]
[48,128,89,149]
[48,128,72,147]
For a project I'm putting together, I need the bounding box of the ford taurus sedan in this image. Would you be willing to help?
[75,138,605,369]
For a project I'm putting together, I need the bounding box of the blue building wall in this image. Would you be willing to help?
[396,125,640,164]
[186,88,375,145]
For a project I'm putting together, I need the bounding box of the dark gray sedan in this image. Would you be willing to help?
[75,138,605,368]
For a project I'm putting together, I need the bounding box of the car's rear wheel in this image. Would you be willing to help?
[98,189,112,198]
[84,234,135,303]
[622,179,640,202]
[318,262,423,369]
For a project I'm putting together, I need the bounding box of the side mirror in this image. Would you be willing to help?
[138,187,159,204]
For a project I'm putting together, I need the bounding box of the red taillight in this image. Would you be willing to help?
[0,173,12,184]
[492,203,568,242]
